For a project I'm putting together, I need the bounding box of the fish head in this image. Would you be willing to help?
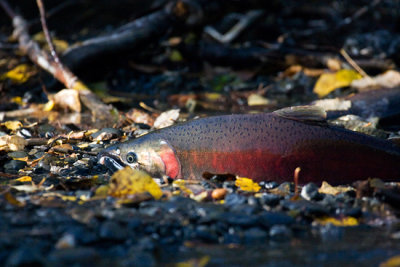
[98,135,181,179]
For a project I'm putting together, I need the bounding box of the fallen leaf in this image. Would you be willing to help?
[153,109,180,129]
[175,256,210,267]
[49,89,81,112]
[169,49,183,62]
[125,108,154,126]
[315,216,358,227]
[247,94,271,106]
[235,177,261,192]
[0,135,27,151]
[3,191,25,207]
[94,185,110,198]
[314,69,362,98]
[351,70,400,91]
[0,64,35,84]
[318,181,354,195]
[14,176,32,183]
[172,179,194,195]
[380,255,400,267]
[3,120,23,131]
[108,167,163,200]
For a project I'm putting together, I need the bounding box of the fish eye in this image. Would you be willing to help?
[126,152,138,164]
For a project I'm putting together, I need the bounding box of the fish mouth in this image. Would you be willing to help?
[98,152,126,173]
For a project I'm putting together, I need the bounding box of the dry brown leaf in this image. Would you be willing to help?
[351,70,400,91]
[126,108,154,126]
[154,109,180,129]
[0,135,27,151]
[49,89,81,112]
[318,181,354,195]
[247,94,271,106]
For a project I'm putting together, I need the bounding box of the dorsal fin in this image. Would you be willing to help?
[273,105,327,122]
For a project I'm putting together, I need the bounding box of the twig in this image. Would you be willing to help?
[36,0,63,68]
[340,48,370,78]
[0,0,113,123]
[204,10,264,44]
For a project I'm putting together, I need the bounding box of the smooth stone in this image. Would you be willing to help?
[4,160,27,173]
[269,225,292,241]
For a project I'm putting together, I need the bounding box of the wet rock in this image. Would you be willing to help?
[281,200,329,217]
[48,247,101,266]
[319,224,343,241]
[122,251,156,267]
[269,225,292,241]
[99,221,128,241]
[55,233,76,249]
[301,183,323,201]
[243,227,268,244]
[7,151,28,159]
[223,232,241,244]
[17,128,31,138]
[91,128,123,141]
[259,193,282,207]
[6,246,45,267]
[221,212,258,227]
[32,151,46,159]
[258,212,294,228]
[38,124,56,138]
[261,181,279,189]
[194,225,219,243]
[224,193,247,207]
[4,160,27,173]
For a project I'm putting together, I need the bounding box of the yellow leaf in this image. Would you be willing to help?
[235,177,261,192]
[94,185,110,198]
[315,216,358,227]
[15,176,32,182]
[175,256,210,267]
[173,179,194,195]
[380,255,400,267]
[169,49,183,62]
[318,181,354,195]
[0,64,35,84]
[108,167,163,200]
[4,191,25,207]
[313,69,362,98]
[11,96,24,106]
[43,100,55,111]
[3,120,23,131]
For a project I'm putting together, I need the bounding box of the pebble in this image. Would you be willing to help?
[301,183,323,201]
[91,128,123,141]
[5,246,45,267]
[4,160,27,173]
[269,225,293,241]
[243,227,269,244]
[99,221,128,241]
[7,151,28,159]
[224,193,247,207]
[258,212,294,228]
[259,193,281,207]
[211,188,227,200]
[55,233,76,249]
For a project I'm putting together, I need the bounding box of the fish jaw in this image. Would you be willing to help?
[98,138,182,179]
[98,145,127,173]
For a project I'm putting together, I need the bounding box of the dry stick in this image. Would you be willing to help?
[340,48,371,79]
[0,0,112,122]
